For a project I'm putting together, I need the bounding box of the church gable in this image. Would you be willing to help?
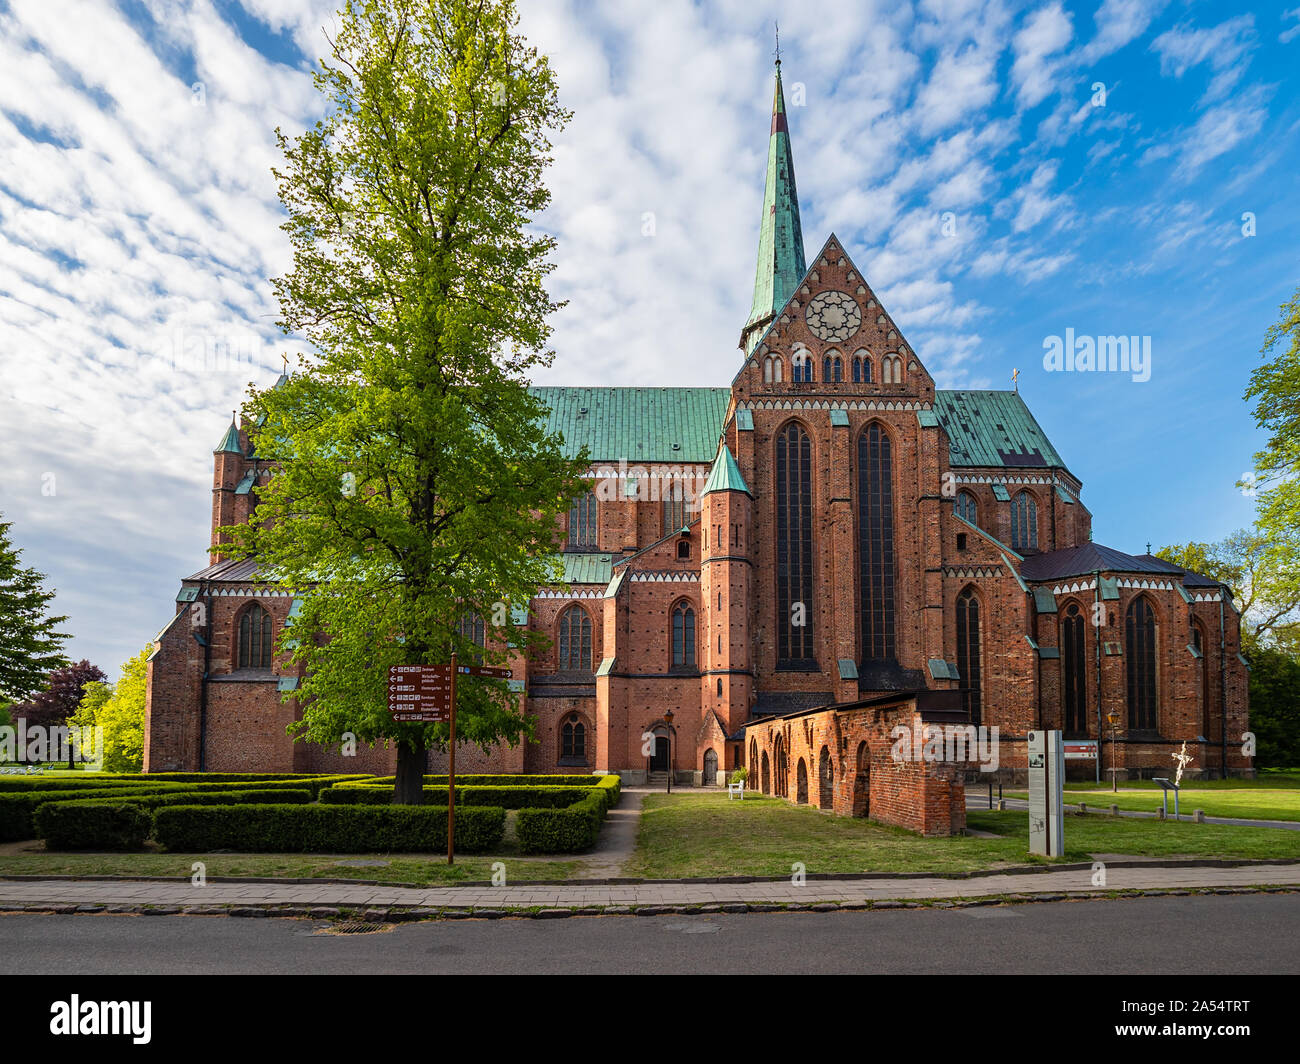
[735,234,935,406]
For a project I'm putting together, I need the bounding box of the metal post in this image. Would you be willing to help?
[448,652,457,866]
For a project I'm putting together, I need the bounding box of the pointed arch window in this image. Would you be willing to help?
[823,352,843,382]
[791,350,814,383]
[775,421,815,665]
[568,492,597,548]
[671,600,696,669]
[1126,596,1158,734]
[882,354,903,383]
[456,611,486,665]
[852,350,871,383]
[858,422,896,663]
[1061,603,1088,736]
[955,587,982,725]
[237,602,272,670]
[954,490,978,525]
[1011,491,1038,552]
[662,479,686,534]
[763,356,784,383]
[558,605,593,672]
[561,715,586,760]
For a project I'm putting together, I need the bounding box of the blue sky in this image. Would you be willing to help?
[0,0,1297,673]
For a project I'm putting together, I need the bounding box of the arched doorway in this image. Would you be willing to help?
[818,746,834,810]
[853,741,870,817]
[796,759,808,804]
[761,751,770,794]
[648,726,671,773]
[773,735,787,797]
[703,748,718,786]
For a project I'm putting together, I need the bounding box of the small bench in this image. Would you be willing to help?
[728,781,745,800]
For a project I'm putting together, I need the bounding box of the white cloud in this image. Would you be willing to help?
[1011,3,1074,109]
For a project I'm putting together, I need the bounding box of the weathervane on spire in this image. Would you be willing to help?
[774,21,781,67]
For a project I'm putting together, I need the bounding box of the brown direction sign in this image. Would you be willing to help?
[388,665,452,721]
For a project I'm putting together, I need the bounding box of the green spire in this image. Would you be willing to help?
[741,61,806,354]
[214,414,242,455]
[703,445,751,497]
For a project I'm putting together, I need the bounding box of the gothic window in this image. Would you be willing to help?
[955,587,982,725]
[1011,491,1038,552]
[568,492,597,548]
[882,354,902,383]
[1193,621,1214,739]
[561,716,586,760]
[558,605,593,671]
[852,350,871,383]
[671,600,696,669]
[775,421,815,665]
[823,352,843,382]
[749,739,758,780]
[858,422,896,663]
[1126,596,1158,733]
[237,602,272,670]
[456,611,486,665]
[954,490,978,525]
[773,735,787,797]
[1061,603,1088,736]
[791,350,813,382]
[663,491,686,535]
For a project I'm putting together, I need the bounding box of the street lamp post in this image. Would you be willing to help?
[664,709,674,794]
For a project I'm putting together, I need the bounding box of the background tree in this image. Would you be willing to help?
[13,660,107,767]
[0,514,69,702]
[227,0,587,803]
[70,649,148,774]
[1157,529,1300,654]
[1245,284,1300,549]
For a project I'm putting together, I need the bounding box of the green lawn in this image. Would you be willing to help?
[626,792,1300,879]
[0,850,579,885]
[1006,788,1300,822]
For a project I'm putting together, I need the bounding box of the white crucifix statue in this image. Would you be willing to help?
[1172,740,1194,787]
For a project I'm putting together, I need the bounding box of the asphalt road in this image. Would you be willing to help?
[2,894,1298,974]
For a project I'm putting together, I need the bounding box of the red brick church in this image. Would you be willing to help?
[144,63,1252,829]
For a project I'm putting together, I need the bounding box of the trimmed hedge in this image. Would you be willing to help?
[352,774,600,788]
[516,776,622,854]
[0,777,152,793]
[153,803,506,854]
[0,786,176,841]
[321,785,598,809]
[32,802,155,851]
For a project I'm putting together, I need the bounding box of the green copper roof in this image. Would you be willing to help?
[933,390,1067,469]
[743,64,806,353]
[214,420,242,455]
[557,552,614,585]
[530,387,729,462]
[702,445,751,496]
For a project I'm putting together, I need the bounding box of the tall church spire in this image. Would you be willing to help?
[741,58,806,354]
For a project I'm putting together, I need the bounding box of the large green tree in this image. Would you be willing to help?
[228,0,586,803]
[1245,284,1300,545]
[0,514,69,702]
[70,649,148,774]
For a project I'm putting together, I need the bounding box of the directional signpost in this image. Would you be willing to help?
[387,656,512,864]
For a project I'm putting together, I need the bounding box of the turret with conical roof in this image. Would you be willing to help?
[740,60,806,356]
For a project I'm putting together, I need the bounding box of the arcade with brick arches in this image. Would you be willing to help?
[144,62,1251,836]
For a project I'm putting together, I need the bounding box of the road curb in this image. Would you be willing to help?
[0,884,1293,922]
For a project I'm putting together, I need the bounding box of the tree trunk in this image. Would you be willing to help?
[395,741,426,805]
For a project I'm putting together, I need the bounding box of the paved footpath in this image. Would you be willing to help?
[1,862,1297,916]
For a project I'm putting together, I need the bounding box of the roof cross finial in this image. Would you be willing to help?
[1012,367,1020,392]
[774,21,781,67]
[1147,541,1152,555]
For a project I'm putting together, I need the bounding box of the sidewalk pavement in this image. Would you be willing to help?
[1,862,1297,918]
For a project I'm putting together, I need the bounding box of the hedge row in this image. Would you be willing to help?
[152,803,506,854]
[0,776,153,793]
[351,774,599,788]
[0,779,345,841]
[321,785,599,809]
[33,789,315,850]
[515,776,622,854]
[0,772,373,792]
